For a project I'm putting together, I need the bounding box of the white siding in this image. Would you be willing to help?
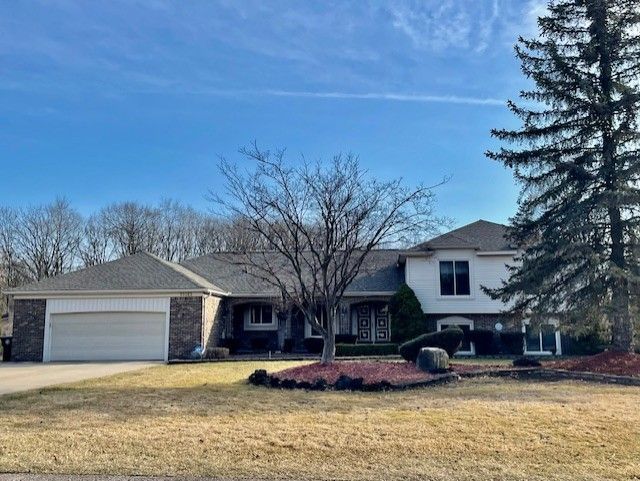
[406,249,515,314]
[47,297,170,314]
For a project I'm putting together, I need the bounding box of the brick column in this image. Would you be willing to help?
[12,299,46,362]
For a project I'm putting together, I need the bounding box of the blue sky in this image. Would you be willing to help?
[0,0,546,227]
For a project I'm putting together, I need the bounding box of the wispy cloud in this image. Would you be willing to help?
[193,88,505,106]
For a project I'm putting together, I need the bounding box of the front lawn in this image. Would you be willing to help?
[1,361,639,481]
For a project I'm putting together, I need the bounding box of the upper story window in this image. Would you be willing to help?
[439,260,470,296]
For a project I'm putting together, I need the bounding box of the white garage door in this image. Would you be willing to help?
[49,312,166,361]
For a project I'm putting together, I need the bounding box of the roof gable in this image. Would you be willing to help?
[412,220,513,252]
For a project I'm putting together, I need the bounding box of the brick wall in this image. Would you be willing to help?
[169,296,203,359]
[202,295,224,351]
[424,313,520,333]
[12,299,46,362]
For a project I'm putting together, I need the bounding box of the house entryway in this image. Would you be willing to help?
[352,302,391,342]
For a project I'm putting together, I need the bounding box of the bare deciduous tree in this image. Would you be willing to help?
[79,214,113,267]
[101,202,160,257]
[216,144,445,363]
[16,198,82,281]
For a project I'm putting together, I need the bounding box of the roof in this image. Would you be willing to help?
[412,220,514,252]
[181,249,404,296]
[5,252,224,294]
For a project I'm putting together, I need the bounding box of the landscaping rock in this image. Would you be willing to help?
[362,380,392,392]
[513,356,542,367]
[269,376,281,388]
[281,379,297,389]
[310,378,328,391]
[248,369,269,386]
[334,374,354,391]
[416,347,449,372]
[296,381,312,390]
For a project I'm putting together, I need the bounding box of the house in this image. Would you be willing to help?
[3,220,562,362]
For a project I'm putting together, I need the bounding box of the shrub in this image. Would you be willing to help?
[303,337,324,354]
[399,327,464,362]
[282,338,294,353]
[568,328,608,355]
[219,338,239,354]
[335,334,358,344]
[335,343,398,357]
[389,283,427,343]
[499,332,525,355]
[251,337,269,352]
[513,356,542,367]
[469,329,495,355]
[204,347,230,359]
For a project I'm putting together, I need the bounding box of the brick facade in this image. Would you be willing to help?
[202,295,224,351]
[424,313,520,333]
[168,296,204,359]
[12,299,46,362]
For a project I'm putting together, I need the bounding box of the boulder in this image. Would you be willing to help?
[416,347,449,372]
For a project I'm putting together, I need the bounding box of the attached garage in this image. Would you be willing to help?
[5,252,226,362]
[43,297,170,362]
[48,312,166,361]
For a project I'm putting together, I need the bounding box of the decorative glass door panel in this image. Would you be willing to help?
[355,303,390,343]
[357,304,372,341]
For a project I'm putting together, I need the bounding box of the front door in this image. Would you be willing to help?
[355,303,390,343]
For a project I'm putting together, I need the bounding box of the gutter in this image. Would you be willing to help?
[6,288,230,299]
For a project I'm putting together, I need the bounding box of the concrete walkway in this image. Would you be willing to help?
[0,362,157,396]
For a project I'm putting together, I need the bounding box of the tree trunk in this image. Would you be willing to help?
[320,308,337,364]
[321,333,336,364]
[609,205,633,352]
[595,4,634,353]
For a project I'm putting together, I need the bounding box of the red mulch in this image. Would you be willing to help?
[550,351,640,377]
[273,361,439,385]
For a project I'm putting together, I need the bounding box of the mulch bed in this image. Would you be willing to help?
[273,361,440,385]
[549,351,640,378]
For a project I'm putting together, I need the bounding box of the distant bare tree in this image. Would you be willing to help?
[101,202,159,257]
[16,199,82,280]
[79,214,113,267]
[216,144,445,363]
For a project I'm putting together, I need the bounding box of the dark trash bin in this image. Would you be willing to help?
[1,336,12,362]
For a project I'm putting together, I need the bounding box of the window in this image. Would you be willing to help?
[439,261,470,296]
[524,322,560,354]
[437,317,474,355]
[250,304,273,325]
[308,305,328,337]
[243,304,276,330]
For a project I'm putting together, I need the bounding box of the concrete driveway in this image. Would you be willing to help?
[0,362,158,396]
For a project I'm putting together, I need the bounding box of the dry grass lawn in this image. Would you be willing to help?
[0,361,639,481]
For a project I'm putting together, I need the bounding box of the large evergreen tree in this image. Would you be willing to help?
[487,0,640,351]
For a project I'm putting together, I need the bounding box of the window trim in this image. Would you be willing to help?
[436,316,475,355]
[522,318,562,356]
[437,259,473,298]
[243,304,277,331]
[304,306,328,338]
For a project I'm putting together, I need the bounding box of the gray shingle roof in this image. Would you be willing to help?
[412,220,513,251]
[181,249,404,296]
[6,252,223,293]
